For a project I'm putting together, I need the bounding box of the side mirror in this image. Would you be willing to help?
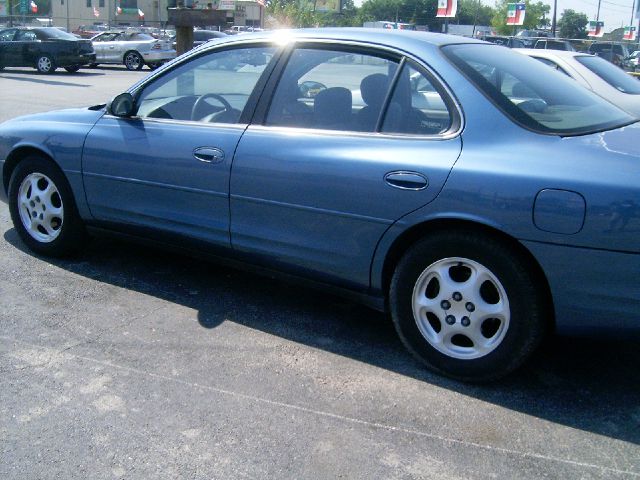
[108,92,135,117]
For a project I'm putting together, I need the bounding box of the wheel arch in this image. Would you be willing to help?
[3,146,58,197]
[379,218,556,331]
[123,50,141,63]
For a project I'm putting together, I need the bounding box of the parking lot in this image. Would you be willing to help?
[1,65,639,479]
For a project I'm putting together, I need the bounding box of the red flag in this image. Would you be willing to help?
[436,0,457,18]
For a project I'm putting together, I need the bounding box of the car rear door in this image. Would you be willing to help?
[82,44,278,247]
[230,45,462,288]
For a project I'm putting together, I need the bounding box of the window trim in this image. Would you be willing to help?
[127,42,282,126]
[442,43,635,137]
[253,39,463,140]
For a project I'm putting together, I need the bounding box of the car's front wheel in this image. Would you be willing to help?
[124,51,144,71]
[35,55,56,74]
[8,156,87,257]
[390,231,548,382]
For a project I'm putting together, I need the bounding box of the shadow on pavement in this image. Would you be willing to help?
[4,228,640,446]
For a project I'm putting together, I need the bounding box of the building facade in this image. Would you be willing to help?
[48,0,262,32]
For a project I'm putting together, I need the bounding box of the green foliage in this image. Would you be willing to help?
[491,0,550,35]
[558,9,588,39]
[265,0,320,28]
[457,0,494,27]
[359,0,438,31]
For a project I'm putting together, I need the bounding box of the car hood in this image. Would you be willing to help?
[3,106,105,126]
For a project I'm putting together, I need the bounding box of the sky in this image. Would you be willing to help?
[352,0,640,33]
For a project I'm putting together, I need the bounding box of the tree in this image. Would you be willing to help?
[457,0,495,27]
[557,9,588,39]
[265,0,319,28]
[491,0,550,35]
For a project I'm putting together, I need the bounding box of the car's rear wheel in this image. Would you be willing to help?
[8,156,87,257]
[390,231,547,382]
[36,55,56,74]
[64,65,81,73]
[124,51,143,71]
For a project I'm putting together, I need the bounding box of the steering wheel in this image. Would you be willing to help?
[518,99,548,114]
[191,93,233,121]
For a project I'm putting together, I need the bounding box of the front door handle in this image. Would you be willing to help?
[193,147,225,164]
[384,171,428,190]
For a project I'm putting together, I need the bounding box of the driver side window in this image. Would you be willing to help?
[136,46,275,124]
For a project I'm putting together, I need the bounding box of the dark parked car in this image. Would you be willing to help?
[480,35,527,48]
[588,42,631,67]
[0,27,95,73]
[1,29,639,382]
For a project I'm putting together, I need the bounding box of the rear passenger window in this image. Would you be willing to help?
[265,48,399,132]
[381,63,453,135]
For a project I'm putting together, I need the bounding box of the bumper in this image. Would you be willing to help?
[141,50,176,63]
[58,52,96,67]
[523,240,640,333]
[0,159,7,204]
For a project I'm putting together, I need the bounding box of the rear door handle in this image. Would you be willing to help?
[193,147,225,164]
[384,171,428,190]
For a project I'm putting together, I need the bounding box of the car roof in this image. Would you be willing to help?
[207,28,485,51]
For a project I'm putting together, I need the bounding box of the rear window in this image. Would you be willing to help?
[442,43,634,136]
[39,27,78,40]
[575,55,640,94]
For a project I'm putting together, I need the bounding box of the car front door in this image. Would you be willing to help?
[230,46,462,288]
[91,33,111,62]
[0,29,19,66]
[82,45,277,247]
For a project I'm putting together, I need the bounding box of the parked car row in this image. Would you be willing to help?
[0,25,177,73]
[1,29,639,382]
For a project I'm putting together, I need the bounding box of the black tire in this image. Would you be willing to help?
[390,230,547,382]
[8,155,87,257]
[64,65,81,73]
[35,55,56,74]
[123,51,144,71]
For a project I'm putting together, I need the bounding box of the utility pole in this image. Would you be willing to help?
[551,0,557,37]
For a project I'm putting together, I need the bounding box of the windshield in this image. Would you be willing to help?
[575,55,640,95]
[39,27,78,40]
[442,43,634,135]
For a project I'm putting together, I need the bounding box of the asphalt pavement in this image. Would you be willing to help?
[0,65,639,479]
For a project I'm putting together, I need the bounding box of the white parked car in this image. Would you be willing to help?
[90,30,176,70]
[515,48,640,117]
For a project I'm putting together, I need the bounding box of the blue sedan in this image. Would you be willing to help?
[1,29,638,381]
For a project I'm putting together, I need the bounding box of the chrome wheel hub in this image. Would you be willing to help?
[17,173,64,243]
[38,57,51,71]
[412,257,510,360]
